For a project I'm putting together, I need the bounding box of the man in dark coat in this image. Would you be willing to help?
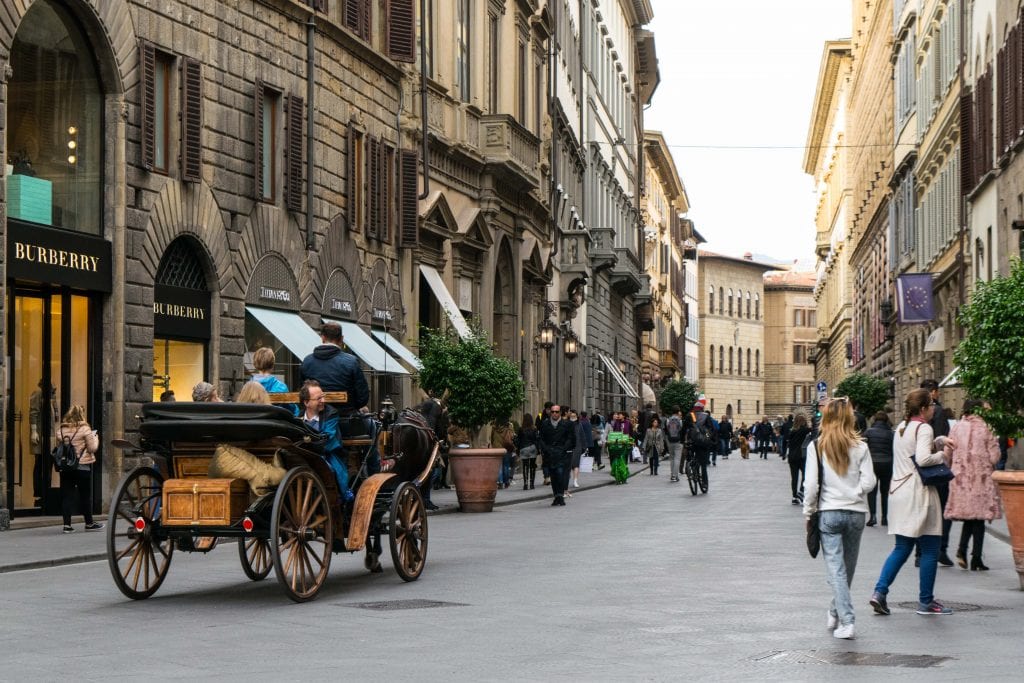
[539,404,576,506]
[300,322,370,415]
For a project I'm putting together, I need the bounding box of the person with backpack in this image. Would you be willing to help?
[56,404,102,534]
[787,414,812,504]
[686,401,716,487]
[665,406,686,482]
[718,415,733,460]
[515,413,541,490]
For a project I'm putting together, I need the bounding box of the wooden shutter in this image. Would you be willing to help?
[399,149,419,248]
[366,136,380,239]
[381,143,394,243]
[346,121,360,232]
[140,40,156,171]
[387,0,416,62]
[345,0,370,41]
[999,46,1009,154]
[360,0,372,41]
[254,80,264,200]
[181,58,203,182]
[959,90,973,194]
[285,93,304,212]
[312,0,328,12]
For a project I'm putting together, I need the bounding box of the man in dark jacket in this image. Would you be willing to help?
[539,404,576,506]
[921,379,953,565]
[864,411,894,526]
[300,322,370,415]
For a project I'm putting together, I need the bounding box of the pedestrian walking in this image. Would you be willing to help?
[803,397,876,639]
[665,406,686,482]
[539,402,553,486]
[718,415,733,460]
[56,405,103,534]
[756,418,772,459]
[787,414,812,504]
[571,410,593,487]
[590,411,605,470]
[870,388,956,617]
[864,412,894,527]
[539,404,575,506]
[643,416,667,475]
[516,413,541,490]
[491,416,516,489]
[915,379,954,567]
[943,399,1002,571]
[780,414,793,460]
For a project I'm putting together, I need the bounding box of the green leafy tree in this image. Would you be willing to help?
[658,379,699,416]
[416,322,525,445]
[955,259,1024,441]
[834,372,890,419]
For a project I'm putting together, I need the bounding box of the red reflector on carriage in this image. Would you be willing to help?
[242,517,254,533]
[134,517,146,531]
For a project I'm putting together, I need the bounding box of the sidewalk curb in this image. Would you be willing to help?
[0,553,106,575]
[986,525,1011,545]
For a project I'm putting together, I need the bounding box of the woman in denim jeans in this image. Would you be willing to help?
[803,398,876,640]
[869,389,956,616]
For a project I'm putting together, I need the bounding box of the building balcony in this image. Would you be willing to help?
[659,349,679,373]
[611,247,644,296]
[480,114,541,190]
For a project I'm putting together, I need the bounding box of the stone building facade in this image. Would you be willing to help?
[763,271,817,419]
[697,252,773,427]
[805,41,853,395]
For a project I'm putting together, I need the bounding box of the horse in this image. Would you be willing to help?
[388,396,448,488]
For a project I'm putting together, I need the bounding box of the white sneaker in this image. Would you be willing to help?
[826,611,838,630]
[833,623,855,639]
[572,479,580,488]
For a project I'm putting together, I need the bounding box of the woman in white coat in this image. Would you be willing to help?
[869,388,955,616]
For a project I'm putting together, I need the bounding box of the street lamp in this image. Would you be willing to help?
[563,330,579,359]
[538,318,558,349]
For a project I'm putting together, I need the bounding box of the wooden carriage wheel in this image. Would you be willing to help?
[107,467,174,600]
[388,482,428,582]
[238,537,273,581]
[271,468,333,602]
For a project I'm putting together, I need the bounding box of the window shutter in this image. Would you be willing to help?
[346,121,360,232]
[366,136,380,239]
[360,0,372,41]
[387,0,416,63]
[312,0,328,12]
[959,90,972,194]
[285,93,304,212]
[254,80,264,200]
[999,46,1009,154]
[399,149,419,248]
[382,143,394,243]
[345,0,370,41]
[140,40,156,171]
[180,57,203,182]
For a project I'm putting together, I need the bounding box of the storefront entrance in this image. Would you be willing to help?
[5,289,95,515]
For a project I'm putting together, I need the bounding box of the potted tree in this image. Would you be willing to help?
[834,372,891,420]
[417,324,525,512]
[955,258,1024,589]
[658,379,699,416]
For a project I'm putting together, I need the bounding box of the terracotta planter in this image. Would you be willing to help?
[992,470,1024,590]
[448,448,505,512]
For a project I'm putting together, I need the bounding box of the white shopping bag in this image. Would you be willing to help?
[630,445,642,463]
[580,455,594,473]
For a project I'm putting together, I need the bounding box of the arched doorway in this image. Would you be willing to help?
[152,237,212,402]
[493,239,516,361]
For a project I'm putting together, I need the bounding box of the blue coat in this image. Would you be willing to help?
[303,405,353,501]
[252,374,289,393]
[300,344,370,413]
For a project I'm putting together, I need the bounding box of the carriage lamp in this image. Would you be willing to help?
[134,517,147,532]
[538,318,558,349]
[563,331,579,359]
[242,517,254,533]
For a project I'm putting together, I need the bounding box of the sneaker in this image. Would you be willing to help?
[670,477,679,482]
[62,525,75,534]
[917,600,953,615]
[84,522,105,531]
[792,497,800,505]
[869,591,890,615]
[833,623,855,639]
[826,611,838,630]
[572,479,580,488]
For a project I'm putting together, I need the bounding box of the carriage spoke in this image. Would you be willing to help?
[300,479,313,524]
[116,538,142,562]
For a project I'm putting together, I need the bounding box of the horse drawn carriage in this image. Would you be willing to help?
[106,395,440,602]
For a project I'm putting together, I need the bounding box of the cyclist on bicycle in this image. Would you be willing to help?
[684,400,716,492]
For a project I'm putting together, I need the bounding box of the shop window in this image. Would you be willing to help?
[153,237,211,401]
[7,0,104,233]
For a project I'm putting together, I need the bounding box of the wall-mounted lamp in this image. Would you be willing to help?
[538,318,558,349]
[563,330,579,359]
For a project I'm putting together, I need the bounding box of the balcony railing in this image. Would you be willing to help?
[659,349,678,371]
[480,114,541,187]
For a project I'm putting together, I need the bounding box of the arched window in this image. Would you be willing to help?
[755,293,761,320]
[718,345,724,374]
[708,286,715,314]
[728,289,734,316]
[718,287,724,315]
[737,348,743,375]
[709,345,715,373]
[755,349,760,376]
[746,292,751,319]
[746,349,752,376]
[729,347,734,374]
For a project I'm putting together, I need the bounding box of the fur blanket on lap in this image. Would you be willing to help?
[209,444,286,495]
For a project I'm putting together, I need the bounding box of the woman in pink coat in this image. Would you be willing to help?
[943,399,1002,571]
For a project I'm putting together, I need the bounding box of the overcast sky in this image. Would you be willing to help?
[644,1,852,265]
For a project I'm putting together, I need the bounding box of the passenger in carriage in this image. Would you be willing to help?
[250,346,290,394]
[299,322,370,415]
[299,379,354,502]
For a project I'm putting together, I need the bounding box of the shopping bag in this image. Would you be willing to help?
[580,455,594,473]
[630,445,642,463]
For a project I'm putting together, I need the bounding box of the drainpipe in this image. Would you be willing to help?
[549,0,560,261]
[957,0,966,308]
[418,0,430,200]
[305,14,316,250]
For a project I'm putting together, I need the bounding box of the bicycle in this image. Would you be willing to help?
[683,446,709,495]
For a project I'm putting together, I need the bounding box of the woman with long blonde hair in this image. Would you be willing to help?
[803,397,876,639]
[56,404,102,534]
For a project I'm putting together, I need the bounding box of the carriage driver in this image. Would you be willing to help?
[300,322,370,415]
[299,379,354,502]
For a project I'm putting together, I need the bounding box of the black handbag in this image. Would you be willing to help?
[806,446,823,558]
[911,455,954,486]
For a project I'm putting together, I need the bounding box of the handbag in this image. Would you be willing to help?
[806,445,823,559]
[910,455,954,486]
